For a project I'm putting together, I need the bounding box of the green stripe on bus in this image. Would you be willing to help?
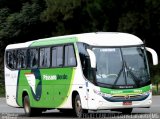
[100,85,150,95]
[30,37,78,47]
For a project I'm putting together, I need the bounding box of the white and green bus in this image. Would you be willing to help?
[4,32,158,117]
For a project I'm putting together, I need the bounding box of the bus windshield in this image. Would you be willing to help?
[92,46,149,88]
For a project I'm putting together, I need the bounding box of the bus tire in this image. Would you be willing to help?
[73,95,88,117]
[23,95,42,117]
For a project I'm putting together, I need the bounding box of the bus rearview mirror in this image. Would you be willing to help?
[146,47,158,65]
[87,49,96,68]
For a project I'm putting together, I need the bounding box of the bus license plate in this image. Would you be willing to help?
[123,101,132,105]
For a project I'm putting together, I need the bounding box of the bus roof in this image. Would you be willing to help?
[78,32,143,46]
[5,32,143,50]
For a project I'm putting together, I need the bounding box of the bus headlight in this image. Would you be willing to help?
[93,89,112,98]
[143,91,150,96]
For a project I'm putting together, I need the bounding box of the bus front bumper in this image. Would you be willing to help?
[87,92,152,110]
[98,94,151,110]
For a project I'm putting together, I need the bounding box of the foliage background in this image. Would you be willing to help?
[0,0,160,96]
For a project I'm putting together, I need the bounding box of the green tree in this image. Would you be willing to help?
[150,63,160,94]
[41,0,82,35]
[118,12,149,35]
[152,75,160,94]
[41,0,110,35]
[0,0,46,44]
[0,0,46,96]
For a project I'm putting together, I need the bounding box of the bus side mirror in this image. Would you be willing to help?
[87,49,96,68]
[146,47,158,65]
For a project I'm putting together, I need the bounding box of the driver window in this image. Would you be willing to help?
[77,43,94,82]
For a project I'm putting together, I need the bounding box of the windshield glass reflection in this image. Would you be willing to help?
[92,46,149,88]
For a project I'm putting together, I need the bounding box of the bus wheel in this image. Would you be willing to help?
[74,95,88,117]
[23,95,42,116]
[23,95,32,116]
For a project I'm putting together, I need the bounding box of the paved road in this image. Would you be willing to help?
[0,96,160,119]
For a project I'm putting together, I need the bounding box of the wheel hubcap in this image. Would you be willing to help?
[76,100,82,115]
[24,99,30,113]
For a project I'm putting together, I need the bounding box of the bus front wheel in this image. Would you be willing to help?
[73,95,88,117]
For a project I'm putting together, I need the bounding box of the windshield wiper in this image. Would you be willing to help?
[112,60,141,88]
[112,63,124,88]
[124,61,140,87]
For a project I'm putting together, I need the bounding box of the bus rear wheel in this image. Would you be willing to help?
[23,95,42,117]
[73,95,88,117]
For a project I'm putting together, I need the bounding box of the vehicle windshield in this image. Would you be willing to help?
[92,46,149,88]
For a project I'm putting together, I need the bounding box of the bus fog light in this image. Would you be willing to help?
[149,100,152,104]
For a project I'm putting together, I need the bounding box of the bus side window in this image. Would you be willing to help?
[6,51,13,69]
[40,47,50,68]
[17,49,27,69]
[52,47,57,67]
[51,46,63,67]
[57,46,63,67]
[64,45,76,66]
[6,50,17,69]
[27,48,38,68]
[12,50,17,69]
